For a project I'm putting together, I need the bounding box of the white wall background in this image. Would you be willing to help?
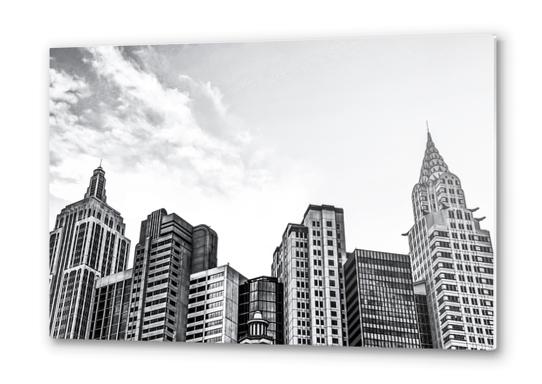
[0,0,540,383]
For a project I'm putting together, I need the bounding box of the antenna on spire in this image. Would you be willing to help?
[426,120,430,133]
[99,158,103,168]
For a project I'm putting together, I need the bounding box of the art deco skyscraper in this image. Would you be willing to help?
[49,166,131,338]
[407,132,495,350]
[272,205,347,346]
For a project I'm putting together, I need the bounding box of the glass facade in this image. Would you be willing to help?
[413,281,433,348]
[344,249,421,348]
[191,225,218,274]
[91,270,133,340]
[238,276,284,344]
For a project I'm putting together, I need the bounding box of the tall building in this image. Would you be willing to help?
[126,209,218,342]
[343,249,421,348]
[49,166,130,339]
[90,269,133,340]
[186,265,246,343]
[271,204,347,346]
[406,132,495,350]
[238,276,284,344]
[413,281,433,348]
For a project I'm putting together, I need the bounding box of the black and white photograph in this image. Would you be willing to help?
[4,1,542,382]
[49,35,496,349]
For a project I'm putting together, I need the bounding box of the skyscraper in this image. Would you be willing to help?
[343,249,421,348]
[186,264,246,343]
[49,166,131,339]
[126,209,217,342]
[406,132,495,350]
[238,276,284,344]
[271,204,347,346]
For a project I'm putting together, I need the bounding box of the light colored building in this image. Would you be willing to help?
[49,166,130,339]
[406,132,495,350]
[186,264,246,343]
[271,205,347,346]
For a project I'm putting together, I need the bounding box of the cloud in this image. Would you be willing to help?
[49,46,269,198]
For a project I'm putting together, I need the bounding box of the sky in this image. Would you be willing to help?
[49,34,496,278]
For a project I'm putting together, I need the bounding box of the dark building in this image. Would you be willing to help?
[126,209,218,342]
[49,166,130,339]
[343,249,421,348]
[239,311,274,345]
[191,225,218,274]
[90,270,133,340]
[413,281,434,348]
[238,276,284,345]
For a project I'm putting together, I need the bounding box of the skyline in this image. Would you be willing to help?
[49,35,496,278]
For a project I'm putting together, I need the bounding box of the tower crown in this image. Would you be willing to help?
[247,311,270,338]
[418,131,449,184]
[84,164,107,203]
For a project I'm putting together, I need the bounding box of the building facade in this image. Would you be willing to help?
[343,249,421,348]
[271,205,347,346]
[90,269,133,340]
[238,276,284,344]
[191,225,218,274]
[413,280,433,348]
[186,265,246,343]
[407,132,495,350]
[49,166,130,339]
[126,209,218,342]
[239,311,274,345]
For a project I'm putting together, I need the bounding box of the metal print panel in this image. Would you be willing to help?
[49,34,496,349]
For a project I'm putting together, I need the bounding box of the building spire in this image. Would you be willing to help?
[426,120,434,143]
[84,164,107,203]
[418,128,449,184]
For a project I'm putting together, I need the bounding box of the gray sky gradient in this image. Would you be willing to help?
[49,34,496,278]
